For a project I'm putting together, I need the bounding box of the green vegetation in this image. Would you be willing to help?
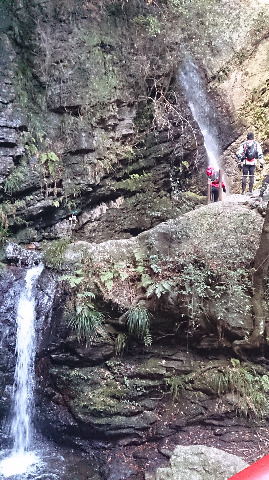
[178,259,251,338]
[115,333,128,356]
[117,172,152,193]
[211,359,269,418]
[40,151,60,177]
[146,279,174,299]
[69,292,105,346]
[61,262,106,345]
[132,14,161,37]
[125,304,152,346]
[3,130,62,232]
[61,269,84,287]
[4,161,28,195]
[43,238,70,270]
[100,268,119,291]
[166,360,269,419]
[0,225,9,246]
[166,374,189,401]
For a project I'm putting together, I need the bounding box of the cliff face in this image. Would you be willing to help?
[1,0,268,246]
[1,1,269,479]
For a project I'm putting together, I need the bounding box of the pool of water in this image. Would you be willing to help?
[0,437,103,480]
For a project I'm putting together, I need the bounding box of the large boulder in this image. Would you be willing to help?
[61,196,264,341]
[156,445,248,480]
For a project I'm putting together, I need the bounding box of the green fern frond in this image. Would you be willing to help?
[125,304,152,346]
[69,301,104,346]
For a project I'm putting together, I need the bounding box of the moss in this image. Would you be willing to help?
[12,227,38,245]
[68,370,134,417]
[117,172,152,193]
[43,238,70,270]
[76,27,122,106]
[134,103,154,133]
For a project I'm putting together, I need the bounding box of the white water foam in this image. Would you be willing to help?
[0,451,40,477]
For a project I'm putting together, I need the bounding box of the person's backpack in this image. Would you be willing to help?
[244,141,258,160]
[210,171,219,182]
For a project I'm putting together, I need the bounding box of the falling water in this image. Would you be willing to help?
[179,58,219,171]
[0,263,44,477]
[0,260,99,480]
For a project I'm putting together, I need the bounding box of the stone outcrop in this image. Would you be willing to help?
[155,445,248,480]
[60,197,264,340]
[0,0,208,245]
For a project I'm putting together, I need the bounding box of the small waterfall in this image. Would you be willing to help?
[0,263,44,477]
[179,58,219,171]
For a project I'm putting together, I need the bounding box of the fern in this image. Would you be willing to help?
[138,273,152,289]
[125,304,152,346]
[4,161,28,195]
[40,151,60,177]
[69,292,104,345]
[61,273,84,287]
[100,270,117,291]
[166,375,186,400]
[146,280,173,299]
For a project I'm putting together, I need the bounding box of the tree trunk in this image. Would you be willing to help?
[233,201,269,356]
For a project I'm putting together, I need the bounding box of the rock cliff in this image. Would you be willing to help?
[0,0,268,246]
[1,0,269,479]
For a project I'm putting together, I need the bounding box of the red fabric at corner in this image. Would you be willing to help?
[228,454,269,480]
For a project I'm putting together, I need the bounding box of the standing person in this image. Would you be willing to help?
[237,132,263,194]
[206,166,226,202]
[210,175,226,202]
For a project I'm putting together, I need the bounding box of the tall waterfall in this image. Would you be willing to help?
[180,58,219,171]
[0,263,44,477]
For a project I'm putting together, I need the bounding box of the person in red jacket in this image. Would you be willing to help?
[210,176,226,202]
[206,165,226,202]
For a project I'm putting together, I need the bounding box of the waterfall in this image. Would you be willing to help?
[0,263,44,477]
[179,58,219,171]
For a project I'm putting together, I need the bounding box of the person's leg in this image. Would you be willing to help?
[249,165,255,193]
[212,186,219,202]
[242,165,248,193]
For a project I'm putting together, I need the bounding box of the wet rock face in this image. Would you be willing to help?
[5,242,42,266]
[0,34,27,185]
[0,0,267,244]
[36,333,269,476]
